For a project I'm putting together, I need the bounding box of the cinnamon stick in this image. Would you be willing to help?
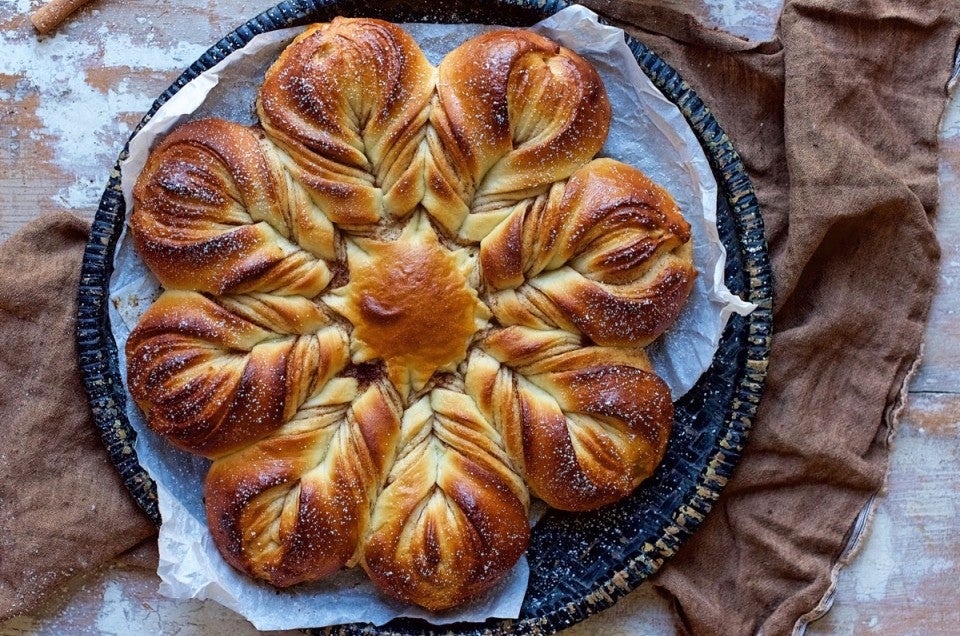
[30,0,95,35]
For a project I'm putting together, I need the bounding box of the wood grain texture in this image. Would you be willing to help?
[0,1,268,238]
[807,393,960,635]
[912,98,960,393]
[0,0,956,634]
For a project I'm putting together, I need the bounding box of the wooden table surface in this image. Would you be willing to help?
[1,1,957,634]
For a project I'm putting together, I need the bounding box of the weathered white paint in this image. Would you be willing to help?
[100,34,207,71]
[700,0,783,41]
[0,30,145,209]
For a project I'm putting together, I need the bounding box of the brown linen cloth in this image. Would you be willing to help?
[0,213,156,619]
[0,1,957,633]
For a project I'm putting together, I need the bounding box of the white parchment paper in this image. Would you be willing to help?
[108,6,755,631]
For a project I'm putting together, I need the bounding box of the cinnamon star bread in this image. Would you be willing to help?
[125,17,696,611]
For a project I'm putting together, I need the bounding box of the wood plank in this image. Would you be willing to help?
[665,0,783,41]
[911,95,960,393]
[0,565,292,636]
[0,2,274,237]
[807,393,960,635]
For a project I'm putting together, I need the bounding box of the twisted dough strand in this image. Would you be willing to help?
[205,377,402,586]
[361,388,529,611]
[466,326,673,511]
[132,119,334,297]
[481,158,696,347]
[126,290,349,458]
[429,29,610,238]
[258,20,435,227]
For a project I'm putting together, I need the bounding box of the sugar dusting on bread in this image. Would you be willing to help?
[124,17,693,612]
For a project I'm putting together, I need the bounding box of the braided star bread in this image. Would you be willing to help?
[125,17,696,611]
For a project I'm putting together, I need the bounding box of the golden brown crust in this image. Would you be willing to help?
[360,389,529,611]
[324,214,490,400]
[257,18,435,226]
[481,158,696,347]
[124,18,691,611]
[466,327,672,511]
[427,29,610,235]
[131,119,333,296]
[204,378,402,586]
[125,290,348,458]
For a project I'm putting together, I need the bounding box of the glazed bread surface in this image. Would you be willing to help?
[125,17,695,611]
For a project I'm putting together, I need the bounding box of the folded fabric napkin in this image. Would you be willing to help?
[1,1,957,633]
[0,213,155,618]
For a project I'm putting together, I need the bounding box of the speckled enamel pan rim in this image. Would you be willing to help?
[75,0,773,634]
